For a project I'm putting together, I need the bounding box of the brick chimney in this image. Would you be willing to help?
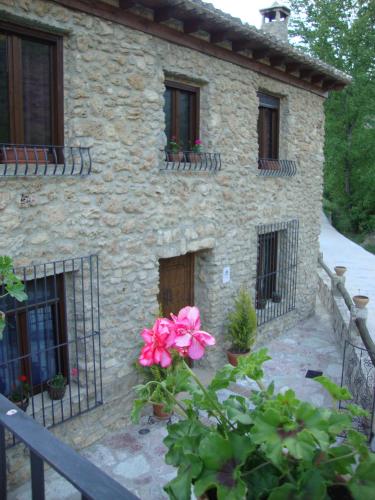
[260,2,291,43]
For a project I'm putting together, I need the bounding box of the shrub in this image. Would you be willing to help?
[227,288,257,353]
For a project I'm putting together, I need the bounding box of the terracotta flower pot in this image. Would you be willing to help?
[152,403,172,420]
[167,152,184,162]
[334,266,347,277]
[189,152,201,163]
[0,147,49,164]
[352,295,369,309]
[227,349,250,367]
[47,381,67,400]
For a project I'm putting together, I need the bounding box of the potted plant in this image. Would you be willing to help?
[226,288,257,366]
[47,372,67,400]
[132,309,374,499]
[167,137,184,162]
[352,295,369,309]
[272,291,282,303]
[9,375,30,411]
[132,307,215,422]
[189,138,202,163]
[334,266,347,276]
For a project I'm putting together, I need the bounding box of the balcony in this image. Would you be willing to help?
[258,158,297,177]
[161,151,221,172]
[0,144,92,177]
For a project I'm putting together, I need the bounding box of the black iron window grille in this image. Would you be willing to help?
[0,255,102,447]
[0,144,92,177]
[162,151,221,172]
[256,220,299,326]
[258,158,297,177]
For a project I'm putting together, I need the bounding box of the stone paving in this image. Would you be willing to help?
[9,298,343,500]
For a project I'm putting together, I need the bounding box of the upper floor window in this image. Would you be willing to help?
[257,92,279,160]
[0,23,63,146]
[164,81,199,151]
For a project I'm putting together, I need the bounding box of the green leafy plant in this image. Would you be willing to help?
[227,288,257,353]
[131,357,191,423]
[168,136,182,153]
[48,372,66,389]
[152,349,375,500]
[9,375,30,402]
[0,256,27,340]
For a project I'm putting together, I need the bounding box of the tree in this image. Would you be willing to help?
[289,0,375,235]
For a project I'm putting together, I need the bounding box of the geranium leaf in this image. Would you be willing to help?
[314,376,352,401]
[299,469,327,500]
[284,430,316,461]
[199,434,232,470]
[348,457,375,500]
[268,483,298,499]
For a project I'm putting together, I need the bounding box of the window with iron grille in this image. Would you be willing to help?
[0,255,102,447]
[256,220,299,325]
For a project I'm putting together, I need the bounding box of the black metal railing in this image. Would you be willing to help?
[162,151,221,172]
[340,341,375,441]
[0,394,138,499]
[255,220,299,326]
[0,256,102,447]
[258,158,297,177]
[0,144,92,177]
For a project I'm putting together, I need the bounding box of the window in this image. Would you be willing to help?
[257,92,279,161]
[0,22,63,145]
[256,220,299,325]
[164,81,199,151]
[0,276,67,396]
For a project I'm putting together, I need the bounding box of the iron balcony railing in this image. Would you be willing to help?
[0,256,102,447]
[258,158,297,177]
[0,144,92,177]
[0,394,138,500]
[162,151,221,172]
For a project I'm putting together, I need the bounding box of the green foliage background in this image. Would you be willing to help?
[289,0,375,240]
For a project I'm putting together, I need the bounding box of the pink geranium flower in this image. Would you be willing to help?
[139,318,175,368]
[172,306,215,360]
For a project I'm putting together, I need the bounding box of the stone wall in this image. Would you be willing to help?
[0,0,325,484]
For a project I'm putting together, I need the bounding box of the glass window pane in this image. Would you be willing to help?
[0,34,10,143]
[28,306,57,385]
[178,90,191,150]
[22,38,52,144]
[0,315,22,395]
[164,87,172,144]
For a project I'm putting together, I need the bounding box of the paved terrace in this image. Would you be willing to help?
[10,298,342,500]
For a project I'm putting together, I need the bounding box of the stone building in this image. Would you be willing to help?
[0,0,350,485]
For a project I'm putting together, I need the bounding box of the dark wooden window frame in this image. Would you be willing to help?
[164,80,200,150]
[257,92,280,163]
[6,275,68,394]
[0,21,64,146]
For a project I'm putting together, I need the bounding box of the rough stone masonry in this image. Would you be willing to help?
[0,0,326,487]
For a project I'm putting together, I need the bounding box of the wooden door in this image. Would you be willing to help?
[158,254,194,317]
